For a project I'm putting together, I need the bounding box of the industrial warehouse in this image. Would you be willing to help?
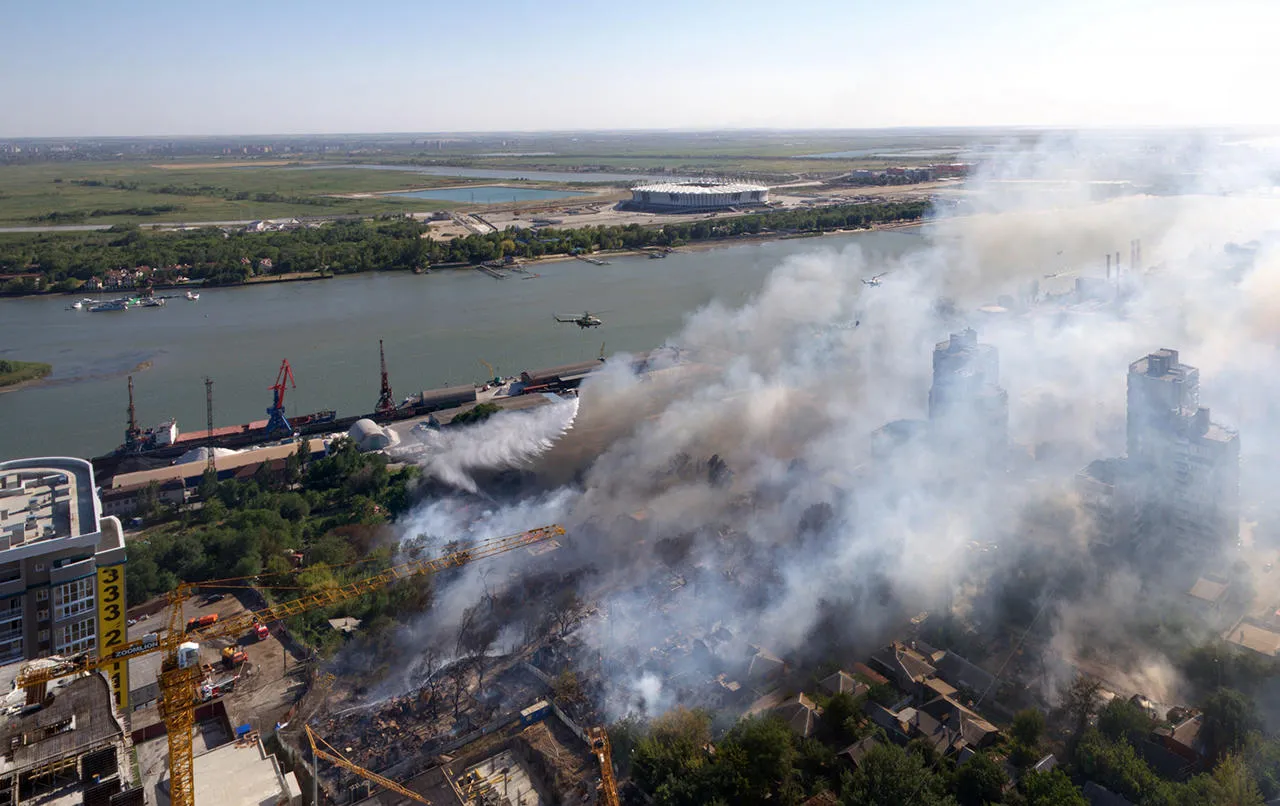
[627,180,769,211]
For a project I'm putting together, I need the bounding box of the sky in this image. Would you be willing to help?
[3,0,1279,137]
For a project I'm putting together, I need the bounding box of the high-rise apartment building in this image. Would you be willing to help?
[0,458,127,675]
[928,328,1009,462]
[1125,349,1239,552]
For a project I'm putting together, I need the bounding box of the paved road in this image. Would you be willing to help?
[0,214,366,234]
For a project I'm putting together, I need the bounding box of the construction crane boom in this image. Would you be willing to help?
[306,725,430,804]
[16,525,565,806]
[589,726,621,806]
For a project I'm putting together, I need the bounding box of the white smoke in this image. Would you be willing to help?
[357,130,1280,722]
[407,396,580,493]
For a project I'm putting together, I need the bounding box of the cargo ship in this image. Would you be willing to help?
[91,349,609,482]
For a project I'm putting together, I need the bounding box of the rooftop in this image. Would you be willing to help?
[631,181,769,194]
[0,457,99,552]
[192,737,300,806]
[1188,576,1230,605]
[1225,619,1280,657]
[1129,349,1196,383]
[0,674,124,776]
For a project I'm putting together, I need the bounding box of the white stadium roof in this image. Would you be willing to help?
[632,181,768,194]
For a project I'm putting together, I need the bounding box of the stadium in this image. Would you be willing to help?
[628,181,770,212]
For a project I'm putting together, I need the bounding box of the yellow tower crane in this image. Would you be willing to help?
[16,525,566,806]
[305,724,430,804]
[588,726,620,806]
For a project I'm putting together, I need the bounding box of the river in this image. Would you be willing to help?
[0,230,922,461]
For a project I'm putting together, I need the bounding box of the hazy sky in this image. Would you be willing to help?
[3,0,1278,137]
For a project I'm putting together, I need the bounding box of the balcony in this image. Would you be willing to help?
[49,557,95,585]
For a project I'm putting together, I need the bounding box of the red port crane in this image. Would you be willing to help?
[265,359,296,438]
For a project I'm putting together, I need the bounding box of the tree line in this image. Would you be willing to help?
[127,438,427,654]
[0,199,929,295]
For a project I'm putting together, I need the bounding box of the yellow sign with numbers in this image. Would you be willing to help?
[96,564,128,710]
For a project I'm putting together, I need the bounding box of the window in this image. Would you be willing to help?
[33,563,44,572]
[37,630,49,643]
[54,578,94,621]
[37,609,49,622]
[35,589,48,602]
[55,617,94,654]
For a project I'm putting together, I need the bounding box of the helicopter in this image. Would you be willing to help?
[861,272,889,287]
[555,311,605,329]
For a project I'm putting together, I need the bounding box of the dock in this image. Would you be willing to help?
[574,254,610,266]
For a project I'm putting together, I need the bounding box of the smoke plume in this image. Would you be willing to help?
[357,131,1280,726]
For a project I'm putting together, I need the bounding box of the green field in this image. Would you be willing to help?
[0,162,486,226]
[0,360,52,388]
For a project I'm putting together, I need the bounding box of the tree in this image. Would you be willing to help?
[868,682,899,707]
[821,692,860,744]
[1207,754,1264,806]
[717,716,797,804]
[1243,735,1280,800]
[1020,769,1086,806]
[1011,709,1046,749]
[1098,698,1155,747]
[842,742,954,806]
[954,752,1008,806]
[1202,688,1259,761]
[1060,674,1102,743]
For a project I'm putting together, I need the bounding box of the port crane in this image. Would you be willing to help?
[375,340,396,415]
[15,525,566,806]
[265,358,296,438]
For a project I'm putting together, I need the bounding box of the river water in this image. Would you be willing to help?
[0,230,922,460]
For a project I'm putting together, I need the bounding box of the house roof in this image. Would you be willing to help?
[1155,712,1204,753]
[1083,781,1135,806]
[870,643,936,685]
[1188,576,1229,604]
[820,670,868,697]
[851,662,889,686]
[933,651,995,695]
[747,646,786,681]
[839,736,879,768]
[773,693,820,738]
[917,695,1000,748]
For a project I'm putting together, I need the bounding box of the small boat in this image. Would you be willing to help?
[648,251,668,259]
[186,291,200,301]
[138,297,166,308]
[68,300,85,310]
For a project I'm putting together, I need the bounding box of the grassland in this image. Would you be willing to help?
[0,162,476,226]
[0,360,52,389]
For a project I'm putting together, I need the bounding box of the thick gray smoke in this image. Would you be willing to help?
[369,131,1280,723]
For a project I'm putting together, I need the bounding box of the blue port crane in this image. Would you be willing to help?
[265,358,296,438]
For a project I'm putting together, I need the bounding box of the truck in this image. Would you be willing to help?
[221,646,247,667]
[253,622,269,641]
[185,613,219,632]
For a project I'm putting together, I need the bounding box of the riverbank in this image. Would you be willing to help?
[0,360,52,393]
[1,208,929,298]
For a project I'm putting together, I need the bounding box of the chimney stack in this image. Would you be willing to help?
[1106,253,1112,278]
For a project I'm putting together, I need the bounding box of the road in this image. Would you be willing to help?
[0,213,368,234]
